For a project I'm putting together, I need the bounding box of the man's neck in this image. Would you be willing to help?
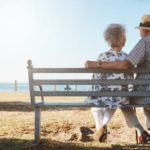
[145,31,150,36]
[147,33,150,36]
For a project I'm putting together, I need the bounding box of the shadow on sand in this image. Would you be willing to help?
[0,138,150,150]
[0,101,33,112]
[0,101,88,112]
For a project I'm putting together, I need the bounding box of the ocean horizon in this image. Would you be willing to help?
[0,82,29,92]
[0,82,90,92]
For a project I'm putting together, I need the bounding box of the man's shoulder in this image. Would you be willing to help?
[137,36,150,43]
[143,35,150,41]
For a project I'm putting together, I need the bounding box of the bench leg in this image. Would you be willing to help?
[133,107,139,144]
[35,106,41,144]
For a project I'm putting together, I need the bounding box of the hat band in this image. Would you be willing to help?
[140,22,150,27]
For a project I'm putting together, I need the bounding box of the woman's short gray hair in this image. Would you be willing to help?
[104,24,126,48]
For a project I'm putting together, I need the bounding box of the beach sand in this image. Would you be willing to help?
[0,92,149,149]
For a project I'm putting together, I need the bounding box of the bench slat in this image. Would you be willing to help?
[33,91,150,97]
[31,68,150,73]
[33,79,150,85]
[35,102,150,108]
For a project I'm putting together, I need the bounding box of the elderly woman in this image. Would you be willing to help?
[85,24,149,144]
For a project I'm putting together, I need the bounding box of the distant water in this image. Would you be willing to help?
[0,83,29,92]
[0,83,90,92]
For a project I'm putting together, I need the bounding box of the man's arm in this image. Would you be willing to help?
[99,60,131,70]
[85,60,132,70]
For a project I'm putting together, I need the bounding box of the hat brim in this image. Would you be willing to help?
[135,26,150,30]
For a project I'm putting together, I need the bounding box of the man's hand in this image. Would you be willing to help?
[84,60,98,68]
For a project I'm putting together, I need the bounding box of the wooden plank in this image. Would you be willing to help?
[32,68,150,74]
[33,91,150,97]
[36,102,91,107]
[35,102,150,108]
[33,79,150,85]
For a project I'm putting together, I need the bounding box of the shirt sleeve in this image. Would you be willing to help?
[126,39,145,66]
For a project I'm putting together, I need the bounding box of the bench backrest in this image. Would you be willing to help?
[27,60,150,106]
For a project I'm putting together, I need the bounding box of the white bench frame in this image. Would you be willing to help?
[27,60,150,144]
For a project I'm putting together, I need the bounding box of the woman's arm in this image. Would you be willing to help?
[85,60,132,70]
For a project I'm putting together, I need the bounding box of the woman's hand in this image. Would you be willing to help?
[84,60,99,68]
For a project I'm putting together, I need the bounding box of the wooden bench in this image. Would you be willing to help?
[27,60,150,144]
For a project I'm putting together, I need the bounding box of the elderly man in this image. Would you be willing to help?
[85,15,150,143]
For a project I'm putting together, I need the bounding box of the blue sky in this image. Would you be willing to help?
[0,0,150,82]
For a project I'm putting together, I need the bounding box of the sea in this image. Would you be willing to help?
[0,83,29,92]
[0,83,90,92]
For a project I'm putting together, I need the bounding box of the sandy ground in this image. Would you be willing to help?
[0,92,149,148]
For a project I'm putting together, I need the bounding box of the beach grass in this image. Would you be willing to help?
[0,92,150,150]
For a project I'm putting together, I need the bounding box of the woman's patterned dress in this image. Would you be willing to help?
[85,50,131,108]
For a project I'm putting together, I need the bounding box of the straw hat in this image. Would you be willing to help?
[135,15,150,30]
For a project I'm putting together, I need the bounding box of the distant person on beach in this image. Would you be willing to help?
[85,23,150,144]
